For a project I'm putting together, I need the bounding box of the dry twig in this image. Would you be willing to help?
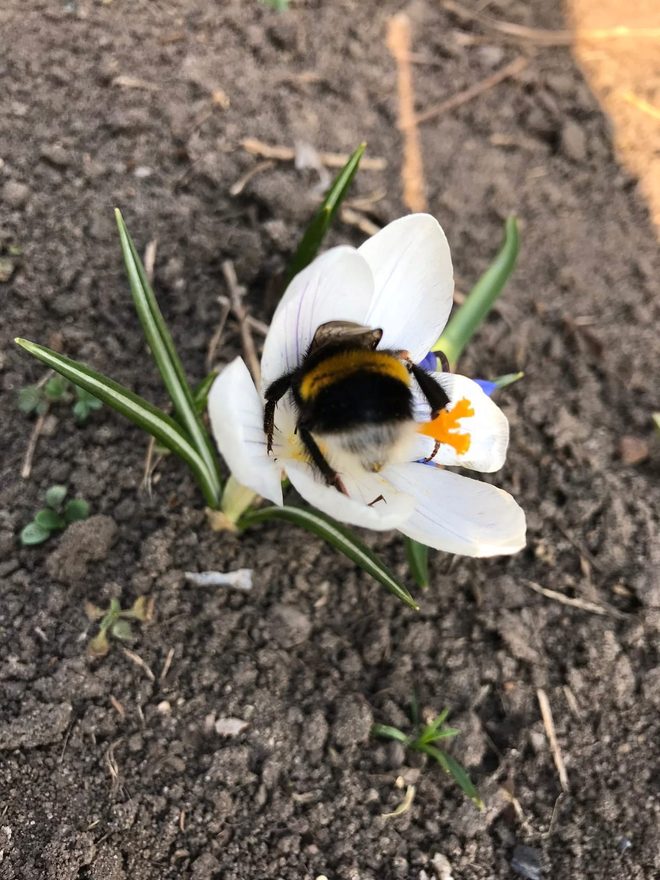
[21,410,48,479]
[122,647,155,682]
[229,159,276,196]
[537,689,569,792]
[206,296,232,371]
[160,647,175,683]
[523,579,625,618]
[414,56,528,126]
[143,239,158,284]
[240,138,386,171]
[340,207,381,236]
[442,0,660,46]
[386,13,428,212]
[222,260,261,385]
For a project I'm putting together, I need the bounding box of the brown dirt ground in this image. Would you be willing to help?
[1,1,659,879]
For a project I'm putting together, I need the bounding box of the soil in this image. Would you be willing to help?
[1,1,659,879]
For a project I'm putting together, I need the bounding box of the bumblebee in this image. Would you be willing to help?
[263,321,450,494]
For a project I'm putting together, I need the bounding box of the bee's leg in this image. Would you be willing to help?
[421,440,441,463]
[263,373,294,454]
[368,494,386,507]
[408,363,450,419]
[298,427,349,496]
[435,350,450,373]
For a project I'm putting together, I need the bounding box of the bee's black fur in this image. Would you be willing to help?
[263,326,450,492]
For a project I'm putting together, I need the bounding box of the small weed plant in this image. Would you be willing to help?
[19,374,102,424]
[373,700,483,809]
[20,485,90,546]
[85,595,154,657]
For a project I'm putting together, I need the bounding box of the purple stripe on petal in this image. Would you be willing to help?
[417,351,438,372]
[474,379,497,397]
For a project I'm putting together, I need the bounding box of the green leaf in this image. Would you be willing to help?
[192,371,218,415]
[434,216,519,368]
[240,504,418,610]
[20,522,51,546]
[73,387,103,423]
[64,498,90,523]
[405,536,429,588]
[416,708,451,745]
[14,339,220,508]
[372,724,411,744]
[88,630,110,657]
[18,385,42,414]
[114,210,221,506]
[286,143,366,282]
[653,413,660,433]
[110,619,134,642]
[422,744,484,809]
[45,484,68,509]
[34,508,65,531]
[491,371,524,391]
[44,375,69,401]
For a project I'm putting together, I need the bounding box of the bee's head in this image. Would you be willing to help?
[310,320,383,354]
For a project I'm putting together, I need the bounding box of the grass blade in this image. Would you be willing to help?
[192,371,218,414]
[15,339,219,508]
[286,143,366,281]
[239,504,419,610]
[114,210,221,505]
[434,216,519,368]
[404,536,429,588]
[422,744,484,809]
[372,724,411,744]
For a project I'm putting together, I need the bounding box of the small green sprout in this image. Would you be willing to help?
[72,386,103,423]
[17,375,102,424]
[260,0,289,11]
[20,485,90,546]
[85,595,154,657]
[373,700,483,810]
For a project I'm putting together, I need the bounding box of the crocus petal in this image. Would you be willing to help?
[359,214,454,362]
[474,378,497,397]
[412,373,509,472]
[386,463,526,557]
[208,357,283,505]
[285,460,416,531]
[260,246,374,391]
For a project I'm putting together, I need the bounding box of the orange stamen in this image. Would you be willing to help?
[418,397,475,455]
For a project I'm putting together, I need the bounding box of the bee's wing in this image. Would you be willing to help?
[311,321,383,351]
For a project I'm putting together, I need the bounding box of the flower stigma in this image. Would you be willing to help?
[418,397,475,455]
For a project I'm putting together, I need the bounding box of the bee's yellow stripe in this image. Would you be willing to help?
[300,350,410,401]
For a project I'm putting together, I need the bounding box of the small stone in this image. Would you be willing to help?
[618,435,649,466]
[46,514,117,584]
[511,844,543,880]
[2,180,30,208]
[0,701,72,750]
[40,143,71,167]
[89,844,126,880]
[214,717,248,737]
[191,852,222,879]
[560,120,587,162]
[431,853,454,880]
[269,604,312,648]
[332,696,373,747]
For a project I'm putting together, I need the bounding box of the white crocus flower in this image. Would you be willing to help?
[209,214,526,557]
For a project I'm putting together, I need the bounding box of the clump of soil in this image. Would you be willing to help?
[1,1,658,878]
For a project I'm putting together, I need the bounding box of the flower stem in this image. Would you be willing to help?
[434,216,519,369]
